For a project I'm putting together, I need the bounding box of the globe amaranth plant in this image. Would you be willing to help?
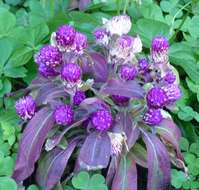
[13,15,184,190]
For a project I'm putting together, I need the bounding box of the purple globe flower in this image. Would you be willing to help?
[72,32,87,54]
[120,64,137,81]
[35,45,62,67]
[54,105,74,126]
[15,96,36,120]
[93,28,109,45]
[38,63,58,78]
[55,25,76,47]
[151,36,169,53]
[119,35,133,49]
[162,85,181,103]
[73,91,86,105]
[138,58,149,73]
[61,63,82,83]
[112,95,129,106]
[163,71,176,84]
[143,108,163,126]
[146,87,168,108]
[151,36,169,64]
[91,109,113,131]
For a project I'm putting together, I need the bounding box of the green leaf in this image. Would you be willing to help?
[4,66,27,78]
[171,169,186,188]
[190,143,199,157]
[133,18,170,47]
[0,177,17,190]
[27,184,39,190]
[0,156,14,176]
[0,78,11,97]
[178,106,199,122]
[180,137,189,151]
[89,174,108,190]
[0,9,16,38]
[160,1,173,13]
[188,16,199,39]
[72,171,90,189]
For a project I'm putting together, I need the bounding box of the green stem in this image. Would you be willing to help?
[123,0,129,14]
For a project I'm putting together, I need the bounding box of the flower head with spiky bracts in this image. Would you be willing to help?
[143,108,163,126]
[38,63,58,78]
[54,105,74,126]
[35,45,62,68]
[71,32,87,54]
[119,64,137,81]
[163,71,176,84]
[15,96,36,120]
[151,36,169,64]
[104,15,132,36]
[91,109,113,131]
[93,28,109,45]
[138,58,149,73]
[73,90,86,105]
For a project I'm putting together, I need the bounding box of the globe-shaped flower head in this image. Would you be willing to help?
[38,63,58,78]
[93,28,109,45]
[162,85,181,104]
[143,108,163,126]
[61,63,82,83]
[72,32,87,54]
[91,109,113,131]
[119,64,137,81]
[146,87,168,108]
[73,91,86,105]
[138,58,149,73]
[151,36,169,64]
[54,105,74,125]
[15,96,36,120]
[55,25,76,49]
[163,71,176,84]
[35,45,62,67]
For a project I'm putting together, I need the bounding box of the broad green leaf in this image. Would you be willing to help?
[180,137,189,151]
[3,66,27,78]
[89,174,108,190]
[189,143,199,156]
[27,184,39,190]
[0,177,17,190]
[178,106,199,122]
[0,156,14,176]
[0,9,16,38]
[171,169,186,189]
[188,16,199,39]
[72,171,90,189]
[0,78,11,97]
[133,18,170,47]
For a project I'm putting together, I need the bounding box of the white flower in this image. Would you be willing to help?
[132,35,142,53]
[104,15,132,36]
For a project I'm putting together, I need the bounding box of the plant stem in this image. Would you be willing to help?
[123,0,129,14]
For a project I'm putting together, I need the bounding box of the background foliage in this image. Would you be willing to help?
[0,0,198,189]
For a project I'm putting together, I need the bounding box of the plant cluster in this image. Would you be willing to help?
[13,14,183,190]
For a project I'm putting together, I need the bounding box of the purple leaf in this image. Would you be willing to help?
[141,129,171,190]
[90,53,108,82]
[156,118,183,159]
[13,107,54,182]
[111,155,137,190]
[113,112,140,149]
[78,132,111,170]
[36,140,78,190]
[100,79,145,98]
[79,0,91,10]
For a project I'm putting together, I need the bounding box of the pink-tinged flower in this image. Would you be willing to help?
[73,90,86,105]
[162,85,181,104]
[72,32,87,54]
[54,105,74,125]
[119,64,137,81]
[146,87,168,108]
[55,25,76,47]
[138,58,149,73]
[163,71,176,84]
[91,109,113,131]
[15,96,36,120]
[112,95,129,106]
[104,15,132,36]
[108,132,124,156]
[151,36,169,64]
[38,63,58,78]
[93,28,109,45]
[34,45,62,67]
[61,63,82,83]
[143,108,163,126]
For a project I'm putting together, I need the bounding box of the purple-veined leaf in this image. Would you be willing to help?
[141,129,171,190]
[45,118,86,151]
[130,143,147,168]
[111,155,137,190]
[78,132,111,170]
[90,52,108,82]
[100,79,145,98]
[113,112,140,149]
[13,107,54,182]
[156,118,183,160]
[36,140,78,190]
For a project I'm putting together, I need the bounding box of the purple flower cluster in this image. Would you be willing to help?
[15,96,36,120]
[119,64,137,81]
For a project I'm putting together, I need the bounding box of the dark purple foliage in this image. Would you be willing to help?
[13,107,54,182]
